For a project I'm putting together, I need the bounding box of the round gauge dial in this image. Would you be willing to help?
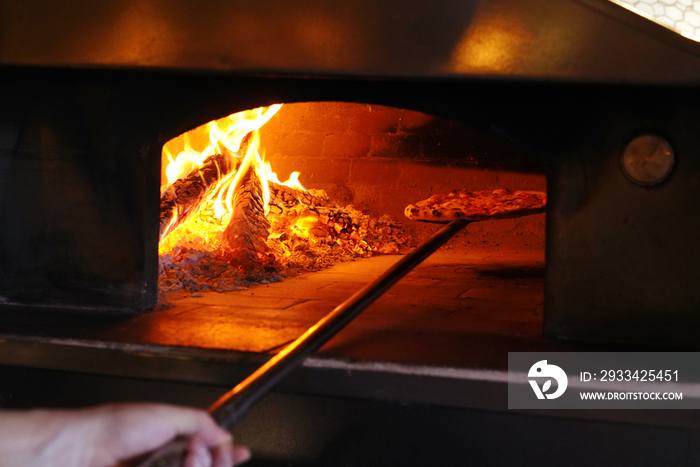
[620,135,674,186]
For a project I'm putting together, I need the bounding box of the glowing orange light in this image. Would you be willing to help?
[159,104,289,254]
[158,104,382,267]
[290,215,320,238]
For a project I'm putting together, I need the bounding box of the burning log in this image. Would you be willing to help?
[223,164,273,272]
[160,153,236,240]
[268,181,328,209]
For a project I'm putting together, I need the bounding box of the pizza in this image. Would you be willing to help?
[404,188,546,223]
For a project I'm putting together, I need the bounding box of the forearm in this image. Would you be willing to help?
[0,404,249,467]
[0,408,83,467]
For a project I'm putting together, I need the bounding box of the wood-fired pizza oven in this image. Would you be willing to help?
[2,0,700,464]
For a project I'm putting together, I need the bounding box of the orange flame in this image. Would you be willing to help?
[159,104,295,253]
[164,105,282,187]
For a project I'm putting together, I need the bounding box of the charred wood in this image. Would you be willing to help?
[160,153,235,240]
[223,165,272,272]
[268,181,328,209]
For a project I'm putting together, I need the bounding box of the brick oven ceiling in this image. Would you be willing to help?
[1,0,700,83]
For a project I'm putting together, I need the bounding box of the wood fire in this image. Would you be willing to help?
[158,105,409,297]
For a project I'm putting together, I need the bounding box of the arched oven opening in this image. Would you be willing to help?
[154,102,546,364]
[3,4,700,455]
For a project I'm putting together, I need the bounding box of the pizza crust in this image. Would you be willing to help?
[404,188,546,223]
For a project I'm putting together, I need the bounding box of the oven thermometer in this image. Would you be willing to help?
[620,134,674,186]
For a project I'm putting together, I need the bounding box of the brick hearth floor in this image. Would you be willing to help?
[95,246,550,369]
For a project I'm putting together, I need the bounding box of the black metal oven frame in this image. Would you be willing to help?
[2,0,700,464]
[2,65,700,346]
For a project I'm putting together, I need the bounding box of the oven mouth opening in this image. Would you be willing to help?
[154,101,547,364]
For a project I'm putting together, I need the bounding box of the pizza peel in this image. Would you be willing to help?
[130,189,546,466]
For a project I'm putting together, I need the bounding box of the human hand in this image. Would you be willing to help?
[0,403,251,467]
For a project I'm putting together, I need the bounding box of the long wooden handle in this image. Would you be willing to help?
[130,219,469,467]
